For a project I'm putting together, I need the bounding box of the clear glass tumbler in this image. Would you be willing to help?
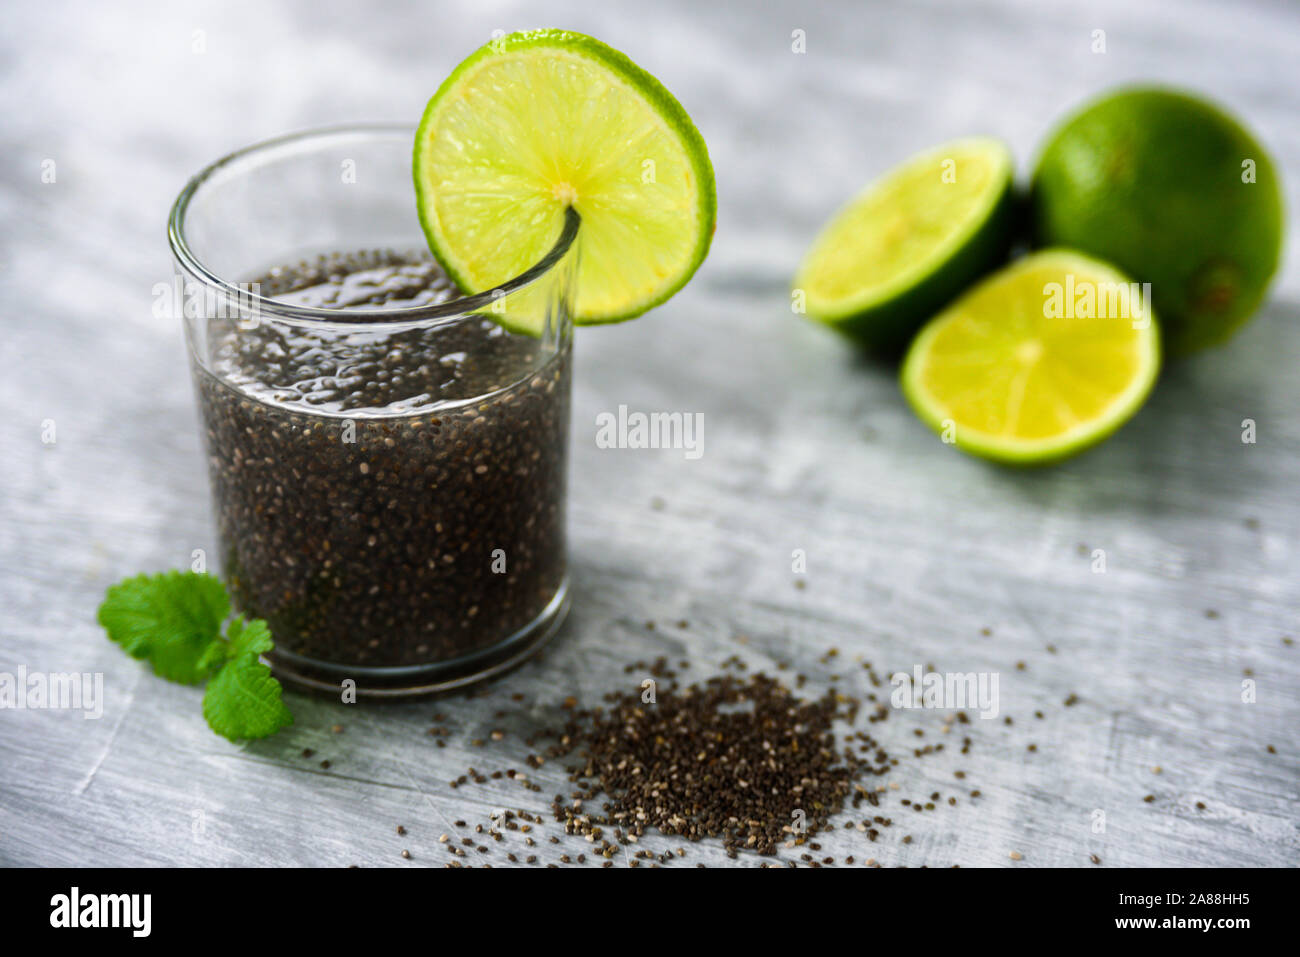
[168,125,577,695]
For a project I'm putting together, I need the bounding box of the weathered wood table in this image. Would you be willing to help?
[2,0,1296,867]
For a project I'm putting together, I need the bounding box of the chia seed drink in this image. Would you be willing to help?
[170,127,578,694]
[193,250,571,687]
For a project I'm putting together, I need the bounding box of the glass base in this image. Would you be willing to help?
[267,576,570,698]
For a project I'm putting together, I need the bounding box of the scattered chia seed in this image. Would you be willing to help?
[406,648,1093,867]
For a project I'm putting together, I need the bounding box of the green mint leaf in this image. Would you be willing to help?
[195,638,230,676]
[202,616,293,741]
[225,614,275,657]
[97,571,229,685]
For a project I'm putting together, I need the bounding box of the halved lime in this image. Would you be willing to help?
[794,137,1016,352]
[900,249,1161,465]
[414,29,716,328]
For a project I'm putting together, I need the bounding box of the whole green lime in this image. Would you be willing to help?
[1030,87,1283,354]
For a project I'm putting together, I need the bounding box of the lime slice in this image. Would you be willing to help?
[794,137,1016,351]
[414,29,716,328]
[900,250,1161,465]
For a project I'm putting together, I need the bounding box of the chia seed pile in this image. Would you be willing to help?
[343,649,1026,868]
[545,666,890,856]
[192,249,570,671]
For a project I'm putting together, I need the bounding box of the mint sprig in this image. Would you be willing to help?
[97,571,293,741]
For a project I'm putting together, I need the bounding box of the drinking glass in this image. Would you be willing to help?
[168,125,577,695]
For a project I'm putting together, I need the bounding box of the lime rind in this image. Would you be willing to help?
[795,137,1016,351]
[900,249,1161,465]
[414,29,716,327]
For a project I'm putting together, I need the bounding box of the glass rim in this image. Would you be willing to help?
[167,123,580,328]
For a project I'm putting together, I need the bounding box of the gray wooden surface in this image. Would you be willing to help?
[2,0,1297,868]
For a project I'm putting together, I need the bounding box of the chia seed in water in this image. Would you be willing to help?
[192,249,571,673]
